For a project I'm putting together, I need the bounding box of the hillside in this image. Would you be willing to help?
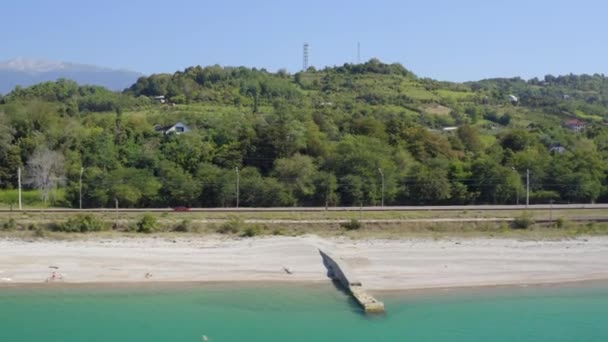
[1,59,608,208]
[0,58,143,94]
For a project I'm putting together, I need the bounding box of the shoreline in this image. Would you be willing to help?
[2,278,608,300]
[1,235,608,292]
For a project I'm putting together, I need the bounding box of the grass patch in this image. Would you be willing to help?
[0,189,65,207]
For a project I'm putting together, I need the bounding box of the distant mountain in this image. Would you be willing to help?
[0,58,143,94]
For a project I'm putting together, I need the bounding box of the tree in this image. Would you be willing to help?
[273,154,318,204]
[196,163,236,207]
[158,161,202,206]
[328,135,398,205]
[457,125,483,153]
[471,159,522,204]
[0,112,21,187]
[339,174,365,206]
[499,129,532,152]
[25,147,66,203]
[404,164,451,204]
[160,133,213,174]
[312,171,339,206]
[239,168,295,207]
[71,167,161,208]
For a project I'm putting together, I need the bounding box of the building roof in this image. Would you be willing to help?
[155,122,190,133]
[565,119,586,126]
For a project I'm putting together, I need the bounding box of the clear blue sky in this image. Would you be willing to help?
[1,0,606,81]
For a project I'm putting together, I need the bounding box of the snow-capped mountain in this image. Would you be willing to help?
[0,58,143,94]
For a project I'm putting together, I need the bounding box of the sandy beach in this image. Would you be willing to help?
[1,235,607,291]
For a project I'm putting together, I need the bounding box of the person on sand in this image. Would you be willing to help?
[46,271,64,282]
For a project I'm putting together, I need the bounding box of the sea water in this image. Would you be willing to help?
[0,282,606,341]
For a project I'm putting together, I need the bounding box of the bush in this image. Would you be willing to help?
[33,226,46,238]
[137,214,158,234]
[217,217,244,235]
[241,224,264,238]
[272,228,286,236]
[555,217,568,229]
[2,218,17,231]
[57,215,106,233]
[341,219,363,231]
[174,219,193,232]
[512,212,535,229]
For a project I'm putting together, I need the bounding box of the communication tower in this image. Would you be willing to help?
[303,43,309,71]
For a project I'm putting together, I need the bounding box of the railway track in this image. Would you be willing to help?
[1,204,608,213]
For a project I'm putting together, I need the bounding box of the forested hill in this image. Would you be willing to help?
[2,59,608,208]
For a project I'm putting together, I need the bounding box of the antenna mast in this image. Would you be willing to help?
[303,43,309,71]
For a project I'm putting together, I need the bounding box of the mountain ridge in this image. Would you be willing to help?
[0,57,143,93]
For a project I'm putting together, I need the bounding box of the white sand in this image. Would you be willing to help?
[1,236,607,290]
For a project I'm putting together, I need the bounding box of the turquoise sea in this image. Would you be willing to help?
[0,282,607,341]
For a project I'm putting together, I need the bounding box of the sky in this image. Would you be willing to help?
[1,0,606,81]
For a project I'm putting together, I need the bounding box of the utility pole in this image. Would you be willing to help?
[79,167,84,210]
[235,167,240,209]
[115,198,119,222]
[17,167,22,210]
[526,168,530,208]
[325,175,330,210]
[377,168,384,208]
[511,167,519,206]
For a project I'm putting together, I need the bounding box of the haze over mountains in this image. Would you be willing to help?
[0,58,143,94]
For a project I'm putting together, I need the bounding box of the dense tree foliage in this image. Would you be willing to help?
[2,60,608,207]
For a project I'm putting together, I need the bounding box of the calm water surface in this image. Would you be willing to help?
[0,282,606,341]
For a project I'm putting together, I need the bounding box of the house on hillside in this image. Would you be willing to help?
[564,119,586,132]
[508,94,519,104]
[155,122,191,135]
[153,95,166,104]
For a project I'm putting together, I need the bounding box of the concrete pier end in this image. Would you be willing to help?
[319,249,385,314]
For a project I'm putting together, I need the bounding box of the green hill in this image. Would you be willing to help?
[1,59,608,207]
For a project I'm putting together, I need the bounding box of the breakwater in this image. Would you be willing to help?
[319,249,385,313]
